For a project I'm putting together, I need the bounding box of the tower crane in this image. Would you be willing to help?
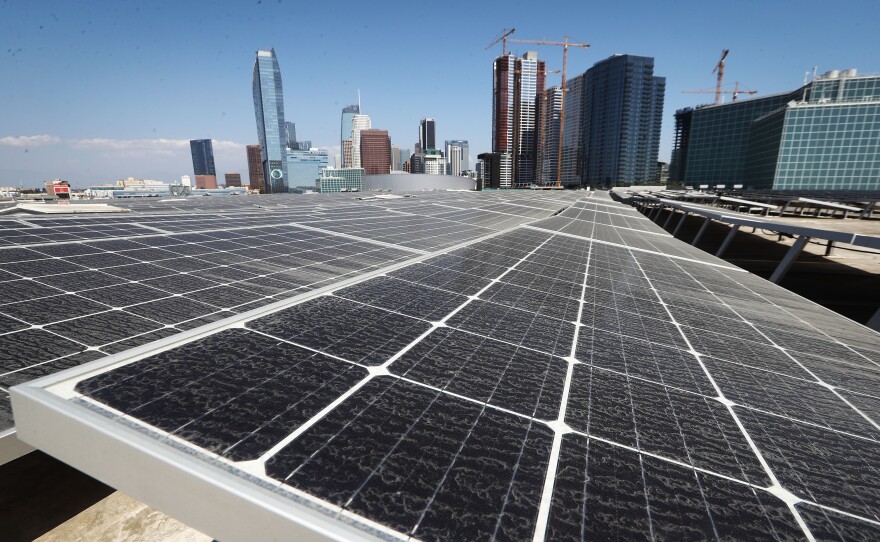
[507,36,590,187]
[712,49,730,105]
[682,81,758,103]
[485,28,516,56]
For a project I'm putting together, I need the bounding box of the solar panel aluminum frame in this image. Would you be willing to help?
[11,381,378,542]
[0,427,33,464]
[8,273,429,542]
[7,224,539,542]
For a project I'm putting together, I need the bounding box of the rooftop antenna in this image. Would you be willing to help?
[357,89,361,111]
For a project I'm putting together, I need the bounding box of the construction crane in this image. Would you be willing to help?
[485,28,516,56]
[682,81,758,103]
[711,49,730,105]
[508,36,590,187]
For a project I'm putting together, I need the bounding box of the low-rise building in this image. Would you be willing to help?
[317,167,365,193]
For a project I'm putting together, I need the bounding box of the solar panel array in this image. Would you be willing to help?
[9,190,880,541]
[1,192,578,434]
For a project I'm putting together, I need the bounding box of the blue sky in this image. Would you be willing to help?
[1,0,878,187]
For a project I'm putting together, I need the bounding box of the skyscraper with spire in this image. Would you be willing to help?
[340,104,360,167]
[252,49,288,193]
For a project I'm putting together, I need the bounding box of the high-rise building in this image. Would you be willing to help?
[445,140,469,176]
[285,122,297,149]
[252,49,288,193]
[224,173,242,187]
[349,114,372,169]
[560,73,587,186]
[536,87,563,184]
[447,145,462,176]
[391,144,401,171]
[398,148,410,171]
[492,51,546,186]
[536,73,588,186]
[476,152,505,189]
[285,121,311,150]
[419,118,436,151]
[581,54,665,187]
[190,139,215,176]
[246,145,265,192]
[410,152,424,174]
[180,175,192,187]
[342,140,353,169]
[287,148,329,187]
[340,104,360,167]
[672,69,880,190]
[359,130,391,175]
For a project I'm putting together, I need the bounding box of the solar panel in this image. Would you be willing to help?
[0,192,581,437]
[8,189,880,540]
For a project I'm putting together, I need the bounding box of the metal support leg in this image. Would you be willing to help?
[779,202,790,216]
[715,224,740,257]
[650,205,662,220]
[825,240,835,256]
[770,235,811,284]
[673,212,689,236]
[867,305,880,332]
[692,217,711,246]
[663,209,676,229]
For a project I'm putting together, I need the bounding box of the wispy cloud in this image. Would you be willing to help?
[0,134,61,147]
[0,135,246,154]
[68,137,245,155]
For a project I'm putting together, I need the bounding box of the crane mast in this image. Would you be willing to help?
[712,49,730,105]
[508,36,590,187]
[485,28,516,56]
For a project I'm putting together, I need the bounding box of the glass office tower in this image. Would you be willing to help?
[253,49,288,193]
[673,69,880,190]
[671,91,799,187]
[581,54,665,187]
[340,104,360,167]
[420,118,436,151]
[189,139,215,176]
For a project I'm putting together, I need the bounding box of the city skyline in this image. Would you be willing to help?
[1,1,879,186]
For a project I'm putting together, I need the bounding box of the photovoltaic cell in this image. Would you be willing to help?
[7,190,880,541]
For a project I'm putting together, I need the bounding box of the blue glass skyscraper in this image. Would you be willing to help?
[581,55,665,187]
[189,139,215,176]
[341,105,360,146]
[340,104,360,167]
[253,49,288,193]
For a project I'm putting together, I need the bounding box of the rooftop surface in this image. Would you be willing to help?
[3,190,880,541]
